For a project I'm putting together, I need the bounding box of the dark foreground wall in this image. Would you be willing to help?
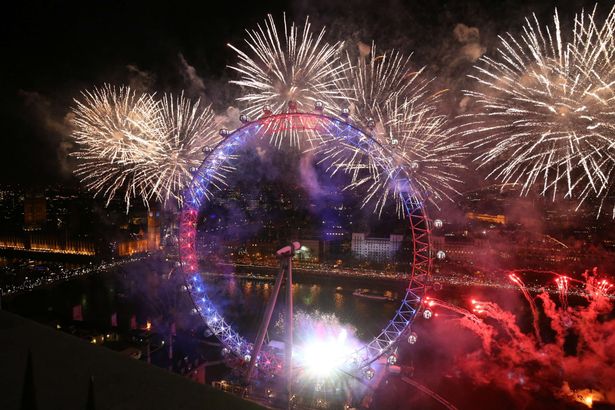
[0,310,264,410]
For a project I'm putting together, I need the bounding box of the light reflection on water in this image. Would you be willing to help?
[204,276,401,342]
[5,263,408,346]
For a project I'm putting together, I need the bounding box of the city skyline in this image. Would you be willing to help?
[3,1,615,409]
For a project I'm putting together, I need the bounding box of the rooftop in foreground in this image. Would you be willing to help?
[0,309,264,410]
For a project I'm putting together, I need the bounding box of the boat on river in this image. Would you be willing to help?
[352,288,395,301]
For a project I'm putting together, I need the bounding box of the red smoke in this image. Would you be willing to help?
[448,268,615,408]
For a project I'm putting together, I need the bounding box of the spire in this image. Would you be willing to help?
[86,376,96,410]
[20,349,37,410]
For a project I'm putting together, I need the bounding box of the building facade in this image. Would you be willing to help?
[351,233,404,261]
[24,194,47,231]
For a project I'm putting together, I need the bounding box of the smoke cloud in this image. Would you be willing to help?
[214,105,242,130]
[299,153,326,200]
[178,53,207,98]
[18,90,75,177]
[126,64,156,92]
[453,23,486,63]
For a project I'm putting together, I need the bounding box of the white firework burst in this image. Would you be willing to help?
[154,93,221,206]
[357,94,465,215]
[338,45,422,127]
[322,46,464,215]
[463,5,615,203]
[71,84,164,209]
[228,14,347,147]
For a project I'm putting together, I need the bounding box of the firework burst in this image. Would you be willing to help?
[228,14,346,147]
[71,87,224,210]
[154,93,220,206]
[71,84,164,209]
[322,46,464,215]
[338,46,421,127]
[464,5,615,202]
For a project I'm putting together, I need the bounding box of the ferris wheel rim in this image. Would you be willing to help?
[178,111,433,376]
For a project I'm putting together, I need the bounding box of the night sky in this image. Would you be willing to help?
[2,0,603,186]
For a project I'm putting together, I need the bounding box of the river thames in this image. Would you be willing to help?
[3,258,573,409]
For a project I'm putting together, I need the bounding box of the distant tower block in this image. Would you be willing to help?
[24,193,47,231]
[147,210,161,251]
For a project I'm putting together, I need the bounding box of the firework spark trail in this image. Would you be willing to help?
[427,297,494,354]
[321,45,465,215]
[508,273,543,344]
[578,163,615,217]
[501,268,599,301]
[228,14,347,148]
[582,267,614,301]
[317,47,409,199]
[427,297,479,319]
[154,93,220,207]
[471,299,529,343]
[361,95,465,216]
[71,87,226,210]
[466,296,569,399]
[575,271,614,362]
[336,46,424,128]
[71,84,165,209]
[463,5,615,209]
[374,95,466,205]
[555,275,570,310]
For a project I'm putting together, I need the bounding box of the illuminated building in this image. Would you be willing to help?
[117,239,148,256]
[28,234,96,256]
[431,234,489,265]
[0,235,26,250]
[431,230,590,270]
[24,194,47,231]
[147,211,161,251]
[351,233,403,261]
[466,212,506,225]
[0,233,95,255]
